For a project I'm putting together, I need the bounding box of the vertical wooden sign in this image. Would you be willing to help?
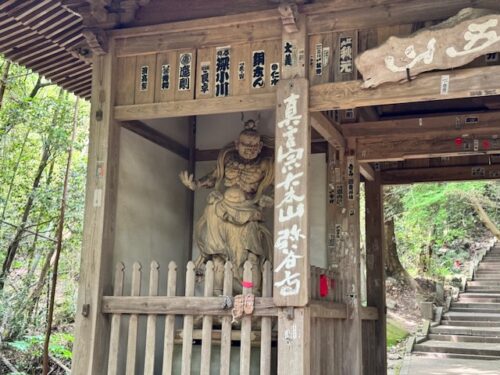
[273,77,310,307]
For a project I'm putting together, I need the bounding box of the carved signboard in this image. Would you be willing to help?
[356,9,500,88]
[273,78,309,307]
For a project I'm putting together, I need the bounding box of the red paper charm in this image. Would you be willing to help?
[319,274,329,297]
[454,137,463,146]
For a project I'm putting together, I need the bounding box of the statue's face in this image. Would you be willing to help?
[236,133,262,160]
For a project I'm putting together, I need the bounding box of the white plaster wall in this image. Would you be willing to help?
[113,127,191,373]
[113,128,190,282]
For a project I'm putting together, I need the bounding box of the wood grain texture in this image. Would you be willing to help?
[219,262,233,375]
[260,261,273,375]
[362,173,386,374]
[161,261,177,375]
[381,164,500,184]
[240,262,253,375]
[106,263,124,375]
[181,262,196,375]
[342,111,500,140]
[71,43,120,375]
[273,78,310,307]
[200,261,214,375]
[356,10,500,88]
[144,261,159,375]
[357,136,500,162]
[310,65,500,111]
[114,92,275,120]
[125,263,142,375]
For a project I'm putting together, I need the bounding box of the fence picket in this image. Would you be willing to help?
[240,261,253,375]
[162,261,177,375]
[200,261,214,375]
[181,261,196,375]
[107,262,125,375]
[125,262,142,375]
[260,261,272,375]
[220,262,233,375]
[144,261,159,375]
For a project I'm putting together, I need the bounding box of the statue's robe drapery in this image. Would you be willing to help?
[194,146,274,288]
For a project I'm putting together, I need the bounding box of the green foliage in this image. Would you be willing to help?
[385,181,499,278]
[6,332,74,360]
[0,54,89,359]
[386,319,409,347]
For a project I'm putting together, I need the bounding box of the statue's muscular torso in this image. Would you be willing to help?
[199,151,273,198]
[223,153,270,195]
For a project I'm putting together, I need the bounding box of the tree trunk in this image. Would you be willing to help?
[469,196,500,240]
[0,142,51,289]
[42,98,78,375]
[384,218,420,290]
[0,60,11,109]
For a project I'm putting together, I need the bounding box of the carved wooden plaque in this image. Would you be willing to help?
[356,8,500,88]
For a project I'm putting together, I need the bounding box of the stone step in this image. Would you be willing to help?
[428,334,500,343]
[468,281,500,286]
[442,312,500,321]
[451,307,500,314]
[451,302,500,310]
[466,288,500,293]
[441,320,500,327]
[474,275,500,279]
[412,351,500,361]
[460,293,500,302]
[430,325,500,337]
[413,340,500,357]
[477,265,500,270]
[467,285,500,290]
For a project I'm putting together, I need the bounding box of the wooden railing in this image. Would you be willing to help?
[102,261,378,374]
[103,260,275,375]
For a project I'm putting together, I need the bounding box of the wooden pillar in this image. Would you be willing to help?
[362,172,387,375]
[327,145,345,375]
[327,29,363,375]
[342,143,363,374]
[274,8,311,375]
[72,40,120,375]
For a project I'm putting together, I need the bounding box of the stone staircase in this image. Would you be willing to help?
[413,244,500,360]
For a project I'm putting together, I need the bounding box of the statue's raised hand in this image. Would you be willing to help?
[179,170,197,191]
[258,195,274,208]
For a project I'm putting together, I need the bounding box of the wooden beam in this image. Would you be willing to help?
[102,296,278,316]
[121,120,189,159]
[306,0,500,34]
[357,137,500,162]
[309,301,347,319]
[381,164,500,185]
[310,65,500,112]
[342,111,500,140]
[311,112,346,149]
[359,163,375,181]
[114,93,276,121]
[362,172,387,375]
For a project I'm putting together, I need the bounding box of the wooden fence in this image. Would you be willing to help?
[102,261,377,374]
[103,260,275,375]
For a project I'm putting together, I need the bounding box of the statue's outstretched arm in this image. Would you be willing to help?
[179,169,217,191]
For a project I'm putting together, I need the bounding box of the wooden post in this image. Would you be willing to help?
[71,39,121,375]
[327,145,345,375]
[275,9,311,375]
[362,172,387,375]
[341,146,363,374]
